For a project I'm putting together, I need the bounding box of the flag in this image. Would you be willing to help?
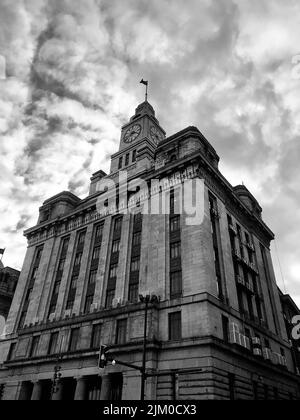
[0,249,5,255]
[140,79,148,86]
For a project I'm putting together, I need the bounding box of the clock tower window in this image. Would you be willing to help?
[118,157,123,170]
[125,153,130,166]
[132,150,137,163]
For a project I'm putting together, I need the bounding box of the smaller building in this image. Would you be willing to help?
[279,289,300,375]
[0,261,20,320]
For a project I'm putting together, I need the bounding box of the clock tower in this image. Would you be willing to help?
[110,100,166,175]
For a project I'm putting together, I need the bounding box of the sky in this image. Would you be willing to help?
[0,0,300,305]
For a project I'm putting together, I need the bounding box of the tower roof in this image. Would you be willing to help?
[130,101,156,122]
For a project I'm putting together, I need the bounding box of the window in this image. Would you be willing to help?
[112,240,120,254]
[118,157,123,169]
[69,328,80,352]
[70,275,78,290]
[74,253,82,267]
[53,282,60,296]
[84,295,94,313]
[128,283,139,303]
[29,336,40,358]
[227,215,233,227]
[31,267,38,281]
[134,213,142,225]
[130,258,140,273]
[106,289,115,308]
[66,299,74,311]
[264,338,270,349]
[89,270,97,285]
[170,242,181,259]
[58,259,65,273]
[18,311,27,329]
[7,343,16,361]
[61,238,69,255]
[95,224,104,242]
[48,332,59,355]
[35,247,43,265]
[169,312,182,341]
[114,217,122,232]
[132,232,141,247]
[92,247,101,262]
[116,319,127,345]
[125,154,129,166]
[48,304,56,316]
[25,287,33,302]
[109,265,118,279]
[245,328,252,350]
[170,271,182,298]
[222,316,229,343]
[132,150,137,163]
[91,324,102,349]
[228,373,235,400]
[78,231,86,246]
[170,216,180,233]
[170,189,175,214]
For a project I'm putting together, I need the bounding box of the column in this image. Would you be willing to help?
[52,380,64,400]
[31,381,43,400]
[74,377,88,401]
[100,375,111,400]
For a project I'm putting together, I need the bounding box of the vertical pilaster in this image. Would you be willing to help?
[31,381,43,400]
[74,377,88,400]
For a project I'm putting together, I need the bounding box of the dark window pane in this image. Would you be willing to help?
[170,216,180,233]
[7,343,16,361]
[128,283,139,303]
[116,319,127,345]
[130,258,140,273]
[95,224,104,242]
[48,332,59,355]
[170,271,182,298]
[78,231,86,246]
[118,157,123,169]
[169,312,181,341]
[132,150,137,163]
[30,336,40,358]
[106,290,115,308]
[69,328,80,352]
[170,242,181,259]
[91,324,102,349]
[92,247,101,262]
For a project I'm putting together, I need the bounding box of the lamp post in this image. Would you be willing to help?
[139,293,159,401]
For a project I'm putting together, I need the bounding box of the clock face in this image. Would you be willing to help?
[124,124,142,143]
[150,126,163,145]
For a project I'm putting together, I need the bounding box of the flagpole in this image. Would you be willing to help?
[0,249,5,263]
[145,83,148,102]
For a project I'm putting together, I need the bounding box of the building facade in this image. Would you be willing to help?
[0,262,20,321]
[279,290,300,376]
[0,100,299,400]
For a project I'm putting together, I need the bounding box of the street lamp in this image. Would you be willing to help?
[139,293,159,401]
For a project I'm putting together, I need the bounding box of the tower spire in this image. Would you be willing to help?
[140,79,149,102]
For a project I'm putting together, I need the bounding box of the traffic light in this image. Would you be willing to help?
[98,345,109,369]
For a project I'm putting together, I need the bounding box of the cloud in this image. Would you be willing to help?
[0,0,299,307]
